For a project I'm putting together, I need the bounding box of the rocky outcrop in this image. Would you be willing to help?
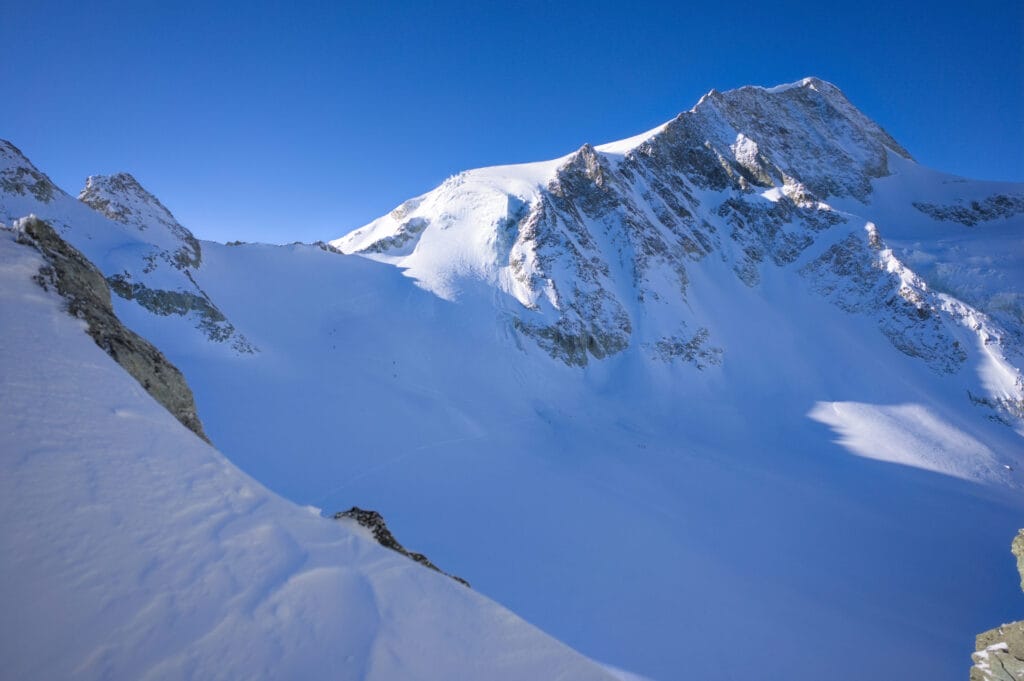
[1015,531,1024,593]
[14,216,209,442]
[914,195,1024,227]
[648,327,723,369]
[357,217,428,254]
[310,240,345,255]
[800,226,968,373]
[333,507,470,587]
[106,273,255,353]
[971,529,1024,680]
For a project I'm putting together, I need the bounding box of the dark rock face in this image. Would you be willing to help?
[333,507,470,587]
[971,529,1024,680]
[15,217,210,442]
[649,327,723,369]
[914,194,1024,227]
[107,273,255,353]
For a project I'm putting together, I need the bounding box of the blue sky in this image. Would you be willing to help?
[4,1,1022,243]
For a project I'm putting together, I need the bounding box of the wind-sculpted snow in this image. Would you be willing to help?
[0,231,618,681]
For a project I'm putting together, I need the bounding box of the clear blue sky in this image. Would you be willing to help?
[4,1,1022,243]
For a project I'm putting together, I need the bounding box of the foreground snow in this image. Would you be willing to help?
[0,232,617,680]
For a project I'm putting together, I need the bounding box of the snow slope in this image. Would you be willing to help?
[0,228,619,680]
[2,77,1023,680]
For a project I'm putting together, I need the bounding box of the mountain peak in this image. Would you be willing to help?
[84,171,147,195]
[330,77,1007,374]
[698,77,841,104]
[757,76,832,94]
[0,139,65,204]
[656,77,914,200]
[79,173,180,230]
[79,173,202,269]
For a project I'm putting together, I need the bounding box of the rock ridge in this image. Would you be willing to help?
[334,507,470,587]
[12,216,210,441]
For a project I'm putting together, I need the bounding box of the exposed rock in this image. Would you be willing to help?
[716,194,842,285]
[971,529,1024,680]
[357,217,428,254]
[310,240,344,255]
[968,390,1024,427]
[914,195,1024,227]
[107,272,256,353]
[1015,530,1024,594]
[333,506,470,587]
[78,173,258,351]
[972,626,1024,680]
[800,228,967,373]
[79,173,202,269]
[0,141,64,204]
[13,216,210,441]
[649,327,723,369]
[633,77,910,201]
[513,309,631,368]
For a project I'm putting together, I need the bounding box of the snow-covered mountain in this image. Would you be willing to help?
[0,141,254,353]
[2,78,1023,680]
[333,77,1022,402]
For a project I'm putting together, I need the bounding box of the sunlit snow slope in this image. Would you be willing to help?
[3,77,1023,680]
[0,229,619,680]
